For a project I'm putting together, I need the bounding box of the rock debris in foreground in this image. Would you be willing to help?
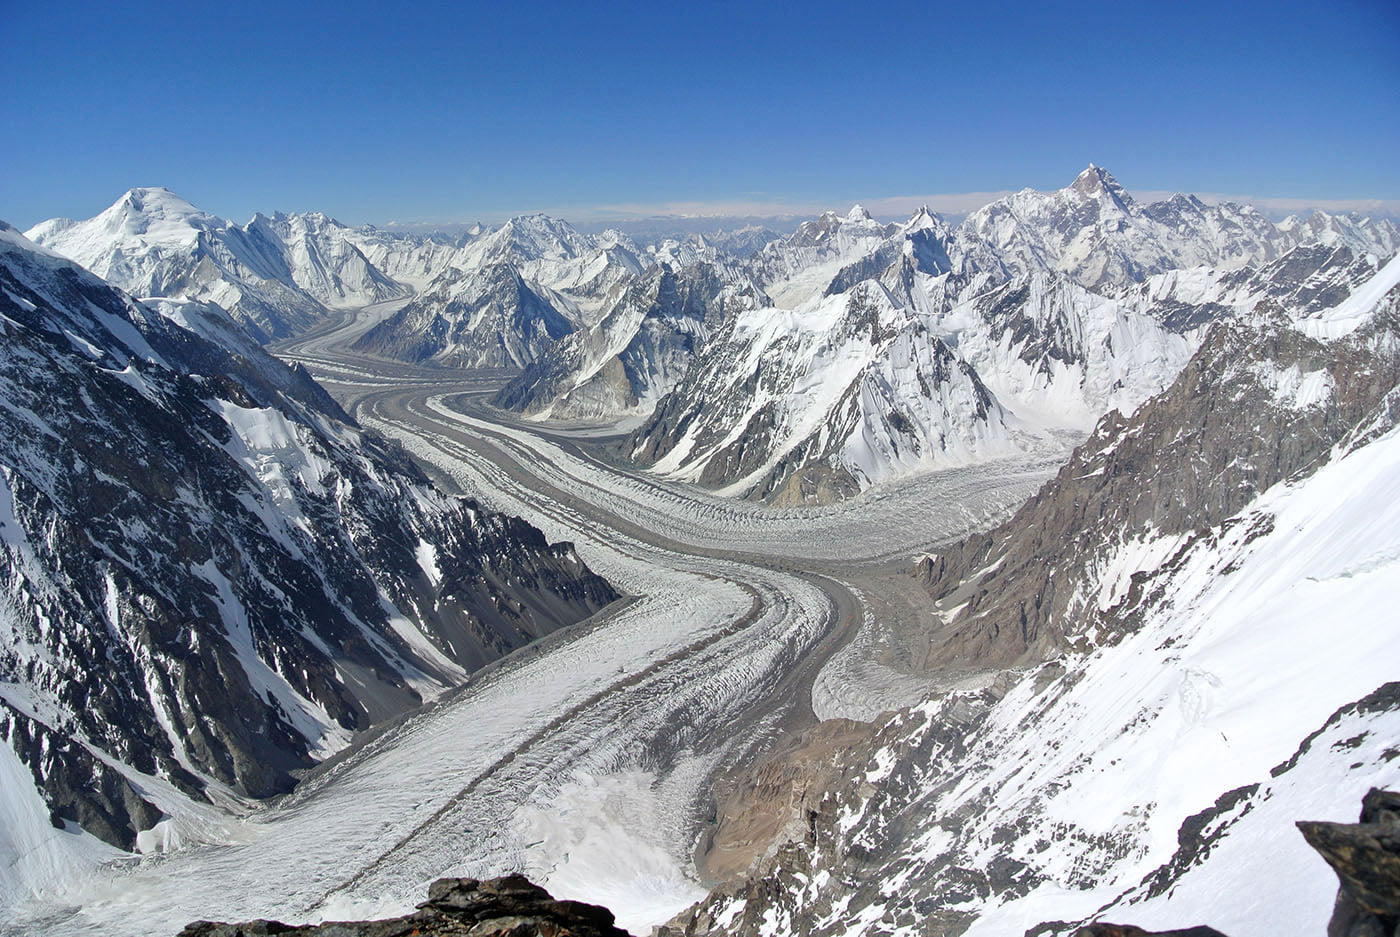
[178,875,632,937]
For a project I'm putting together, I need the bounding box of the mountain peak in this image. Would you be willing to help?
[905,205,939,229]
[113,186,203,218]
[1069,164,1133,207]
[846,204,874,222]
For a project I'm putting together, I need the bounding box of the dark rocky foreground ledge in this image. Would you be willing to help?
[178,875,632,937]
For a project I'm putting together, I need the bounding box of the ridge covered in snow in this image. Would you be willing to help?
[602,168,1400,501]
[25,190,411,342]
[0,222,617,906]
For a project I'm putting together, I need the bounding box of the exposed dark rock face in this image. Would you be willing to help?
[1299,789,1400,937]
[0,701,166,851]
[178,875,633,937]
[353,263,576,368]
[0,226,618,850]
[494,262,754,420]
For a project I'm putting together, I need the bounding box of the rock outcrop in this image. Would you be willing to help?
[1299,789,1400,937]
[179,875,633,937]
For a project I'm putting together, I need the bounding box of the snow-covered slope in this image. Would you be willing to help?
[954,166,1400,297]
[937,271,1196,431]
[0,223,617,892]
[672,259,1400,937]
[957,166,1283,292]
[744,205,897,309]
[250,211,410,308]
[25,191,411,342]
[348,215,654,368]
[1277,208,1400,259]
[1122,242,1391,335]
[612,171,1398,502]
[341,226,474,291]
[453,215,644,313]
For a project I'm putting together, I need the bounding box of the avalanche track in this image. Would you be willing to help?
[5,300,1057,937]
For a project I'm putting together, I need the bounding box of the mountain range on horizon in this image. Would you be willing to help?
[25,165,1400,505]
[3,162,1399,937]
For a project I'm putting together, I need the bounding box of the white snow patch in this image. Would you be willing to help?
[414,538,442,587]
[0,733,119,910]
[1250,362,1335,410]
[514,770,708,935]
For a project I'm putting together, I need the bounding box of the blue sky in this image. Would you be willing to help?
[2,0,1397,228]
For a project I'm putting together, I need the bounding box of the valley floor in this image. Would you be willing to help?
[0,302,1058,937]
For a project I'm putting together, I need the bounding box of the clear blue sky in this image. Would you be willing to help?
[3,0,1397,228]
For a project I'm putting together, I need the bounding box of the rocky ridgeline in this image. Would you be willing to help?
[179,875,631,937]
[915,293,1400,671]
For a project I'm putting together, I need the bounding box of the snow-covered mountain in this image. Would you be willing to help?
[451,214,645,313]
[347,215,653,368]
[340,225,477,291]
[626,281,1026,504]
[493,262,767,421]
[29,172,1400,508]
[1124,241,1391,331]
[249,211,408,308]
[622,258,1203,504]
[491,208,957,432]
[957,165,1283,291]
[25,190,413,342]
[603,170,1400,502]
[1277,208,1400,258]
[955,165,1399,296]
[0,223,617,886]
[352,262,580,368]
[744,204,898,309]
[671,254,1400,937]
